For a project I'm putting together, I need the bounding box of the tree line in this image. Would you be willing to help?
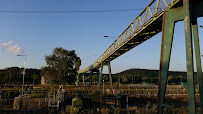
[0,47,200,85]
[0,67,41,84]
[82,68,200,85]
[0,47,79,85]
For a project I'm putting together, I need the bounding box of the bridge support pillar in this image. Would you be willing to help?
[75,74,79,86]
[97,63,103,92]
[89,70,93,85]
[158,11,175,114]
[184,1,196,113]
[82,74,85,86]
[108,62,114,93]
[158,1,203,113]
[192,18,203,113]
[97,70,100,88]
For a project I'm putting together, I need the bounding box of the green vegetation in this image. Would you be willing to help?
[111,68,199,85]
[0,67,41,84]
[0,52,200,86]
[70,68,203,85]
[80,68,197,85]
[43,47,79,84]
[0,47,79,85]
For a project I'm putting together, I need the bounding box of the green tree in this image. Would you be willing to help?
[6,67,21,84]
[92,74,98,82]
[177,75,184,83]
[31,73,40,85]
[0,70,7,84]
[142,77,148,82]
[45,47,78,84]
[102,75,109,82]
[41,66,52,83]
[85,76,90,82]
[167,75,173,85]
[121,75,128,84]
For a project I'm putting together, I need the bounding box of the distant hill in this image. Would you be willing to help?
[113,68,187,78]
[74,68,200,84]
[111,68,201,84]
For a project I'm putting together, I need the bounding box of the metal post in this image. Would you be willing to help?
[22,55,26,96]
[97,63,103,92]
[33,72,35,87]
[192,18,203,112]
[184,0,196,113]
[97,70,100,86]
[158,11,175,114]
[17,54,26,96]
[82,74,85,86]
[89,71,93,85]
[103,80,105,94]
[75,74,79,86]
[118,77,120,87]
[108,62,113,92]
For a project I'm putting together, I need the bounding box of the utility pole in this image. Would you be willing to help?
[17,54,27,96]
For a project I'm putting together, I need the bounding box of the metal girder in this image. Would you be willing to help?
[158,1,203,113]
[121,49,128,51]
[192,1,203,18]
[76,1,203,113]
[192,18,203,113]
[184,0,196,113]
[158,11,175,114]
[77,0,180,74]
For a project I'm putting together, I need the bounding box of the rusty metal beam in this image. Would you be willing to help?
[192,18,203,112]
[184,0,196,113]
[158,11,175,114]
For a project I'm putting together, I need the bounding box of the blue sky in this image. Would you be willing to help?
[0,0,202,73]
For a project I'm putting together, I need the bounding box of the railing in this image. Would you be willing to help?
[78,0,180,74]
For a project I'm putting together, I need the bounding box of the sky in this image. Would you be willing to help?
[0,0,203,74]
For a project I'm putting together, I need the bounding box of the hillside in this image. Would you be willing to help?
[111,68,199,84]
[113,68,187,78]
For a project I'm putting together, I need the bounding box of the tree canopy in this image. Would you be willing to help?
[44,47,78,84]
[0,67,41,84]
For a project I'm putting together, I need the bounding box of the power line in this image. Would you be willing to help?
[0,8,144,14]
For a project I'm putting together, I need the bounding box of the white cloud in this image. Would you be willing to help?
[0,41,24,54]
[0,41,13,47]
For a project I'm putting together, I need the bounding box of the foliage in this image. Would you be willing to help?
[92,74,98,82]
[177,75,184,82]
[44,47,78,84]
[7,67,22,84]
[0,67,41,84]
[85,76,90,82]
[102,75,109,82]
[25,68,41,84]
[0,66,200,85]
[112,68,192,84]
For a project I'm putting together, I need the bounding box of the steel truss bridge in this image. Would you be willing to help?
[76,0,203,113]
